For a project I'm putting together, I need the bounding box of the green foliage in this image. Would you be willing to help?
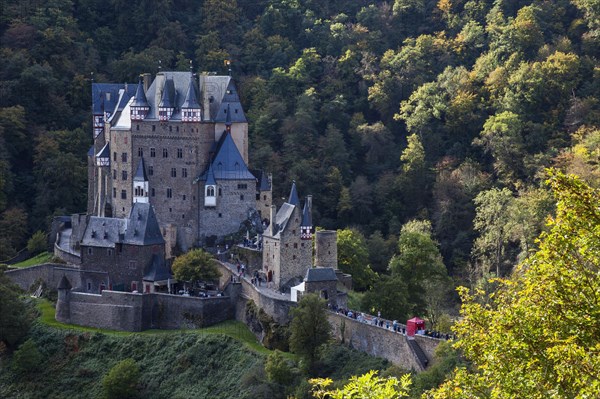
[336,228,377,291]
[289,294,331,374]
[311,370,412,399]
[171,248,221,283]
[11,339,43,375]
[102,358,140,399]
[265,350,296,385]
[427,171,600,398]
[27,230,47,255]
[0,266,32,348]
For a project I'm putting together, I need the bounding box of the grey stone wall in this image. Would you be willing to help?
[198,179,257,240]
[110,128,133,218]
[232,246,262,271]
[414,334,441,361]
[315,230,337,269]
[304,280,338,307]
[328,312,438,371]
[6,264,82,291]
[61,289,235,332]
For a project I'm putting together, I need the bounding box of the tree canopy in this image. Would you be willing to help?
[171,249,221,284]
[427,171,600,398]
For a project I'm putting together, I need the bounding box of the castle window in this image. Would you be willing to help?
[122,153,127,162]
[148,166,153,176]
[235,109,238,114]
[177,148,183,158]
[237,183,247,189]
[182,168,188,178]
[293,230,296,235]
[138,148,143,157]
[136,124,139,131]
[176,126,179,132]
[151,188,155,197]
[294,243,298,249]
[218,188,222,196]
[293,255,296,260]
[113,169,117,179]
[124,136,128,144]
[152,125,156,132]
[240,194,244,200]
[113,188,116,198]
[113,152,117,161]
[107,249,113,256]
[218,213,222,218]
[183,195,186,200]
[169,208,172,212]
[285,244,288,248]
[163,148,168,158]
[121,190,127,199]
[87,247,92,255]
[264,195,266,200]
[87,282,92,291]
[169,126,172,132]
[150,148,155,157]
[171,168,176,177]
[167,188,172,198]
[122,170,127,180]
[301,243,304,247]
[182,214,185,219]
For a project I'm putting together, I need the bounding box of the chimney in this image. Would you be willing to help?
[142,73,151,93]
[268,205,277,236]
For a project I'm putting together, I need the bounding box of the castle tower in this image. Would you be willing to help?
[158,77,175,121]
[288,181,300,206]
[315,230,338,269]
[56,275,72,323]
[130,78,149,120]
[133,157,149,204]
[204,163,217,207]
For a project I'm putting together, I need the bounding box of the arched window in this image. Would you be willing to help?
[206,186,215,197]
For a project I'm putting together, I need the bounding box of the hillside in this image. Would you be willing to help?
[0,322,267,399]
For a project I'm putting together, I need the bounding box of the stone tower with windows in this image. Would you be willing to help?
[88,71,271,253]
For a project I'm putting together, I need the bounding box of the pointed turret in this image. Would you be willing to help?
[130,78,150,120]
[204,163,217,207]
[288,181,299,206]
[133,158,149,203]
[182,74,202,122]
[300,195,313,240]
[158,78,175,121]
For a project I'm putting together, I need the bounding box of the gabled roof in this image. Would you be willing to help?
[158,77,176,108]
[96,142,110,159]
[270,203,295,237]
[143,254,172,282]
[92,83,136,115]
[134,158,148,182]
[205,162,216,185]
[305,267,337,282]
[198,131,255,181]
[131,79,149,108]
[125,203,165,246]
[181,74,201,109]
[288,182,300,206]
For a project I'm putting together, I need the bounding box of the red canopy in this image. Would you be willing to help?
[406,317,425,337]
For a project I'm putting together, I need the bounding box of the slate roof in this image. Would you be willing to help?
[288,182,300,206]
[81,203,164,247]
[213,80,247,123]
[96,142,110,160]
[197,131,256,181]
[301,196,312,227]
[125,203,165,245]
[134,158,148,182]
[131,79,149,108]
[181,75,201,109]
[92,83,136,116]
[271,203,295,237]
[305,267,338,282]
[57,275,72,290]
[158,77,176,108]
[87,146,95,157]
[205,162,216,185]
[143,254,172,282]
[251,169,271,191]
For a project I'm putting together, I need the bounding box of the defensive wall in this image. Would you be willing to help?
[328,313,440,371]
[6,263,82,292]
[58,289,235,332]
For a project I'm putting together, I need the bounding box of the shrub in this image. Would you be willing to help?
[27,231,47,255]
[102,358,140,399]
[12,339,42,374]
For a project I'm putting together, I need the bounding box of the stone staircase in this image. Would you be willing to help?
[406,337,429,369]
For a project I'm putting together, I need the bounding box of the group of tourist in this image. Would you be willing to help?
[329,304,454,340]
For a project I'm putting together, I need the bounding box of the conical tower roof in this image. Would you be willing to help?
[301,195,312,227]
[205,162,216,185]
[181,74,201,109]
[288,181,300,206]
[134,158,148,182]
[131,78,149,107]
[158,78,175,108]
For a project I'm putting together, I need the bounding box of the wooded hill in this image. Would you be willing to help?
[1,0,599,291]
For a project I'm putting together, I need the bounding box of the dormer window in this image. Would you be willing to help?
[205,185,216,207]
[159,107,173,121]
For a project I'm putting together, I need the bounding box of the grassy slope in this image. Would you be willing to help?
[10,252,53,268]
[0,301,272,399]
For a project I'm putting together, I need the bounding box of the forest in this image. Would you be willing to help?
[1,0,600,316]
